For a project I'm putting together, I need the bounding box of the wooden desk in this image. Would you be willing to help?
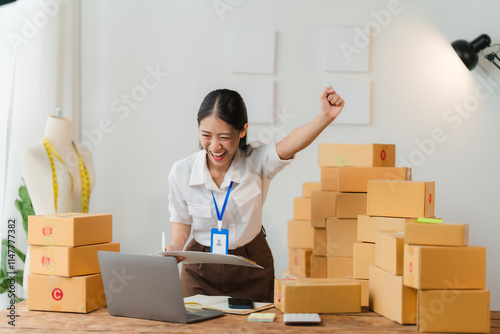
[1,301,499,333]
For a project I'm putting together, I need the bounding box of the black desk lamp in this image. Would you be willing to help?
[452,34,500,70]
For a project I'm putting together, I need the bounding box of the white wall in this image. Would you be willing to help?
[81,0,500,309]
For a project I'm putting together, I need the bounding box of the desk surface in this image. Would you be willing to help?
[1,301,499,333]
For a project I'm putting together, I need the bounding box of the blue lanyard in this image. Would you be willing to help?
[211,181,233,231]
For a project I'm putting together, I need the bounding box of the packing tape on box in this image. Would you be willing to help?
[41,216,58,245]
[41,247,56,275]
[48,276,63,311]
[381,231,405,270]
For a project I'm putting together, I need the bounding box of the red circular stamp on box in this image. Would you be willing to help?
[409,261,413,273]
[429,194,432,204]
[52,288,63,301]
[278,291,282,303]
[42,227,53,236]
[41,256,51,266]
[380,150,386,161]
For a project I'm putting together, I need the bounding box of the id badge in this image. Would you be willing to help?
[211,228,229,254]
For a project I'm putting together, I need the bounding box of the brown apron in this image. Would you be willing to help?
[180,230,274,302]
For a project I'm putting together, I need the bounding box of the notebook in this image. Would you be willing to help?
[97,251,224,324]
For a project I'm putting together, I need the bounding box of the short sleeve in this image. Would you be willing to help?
[168,162,192,225]
[261,140,294,180]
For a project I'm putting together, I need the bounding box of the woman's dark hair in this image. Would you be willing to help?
[197,89,248,150]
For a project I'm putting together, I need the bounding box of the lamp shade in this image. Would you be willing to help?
[452,34,491,70]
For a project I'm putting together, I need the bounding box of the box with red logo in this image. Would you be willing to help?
[318,143,395,167]
[28,213,112,246]
[27,273,106,313]
[403,244,486,289]
[274,278,361,313]
[367,181,435,218]
[30,243,120,277]
[302,182,321,198]
[338,167,411,192]
[288,248,312,278]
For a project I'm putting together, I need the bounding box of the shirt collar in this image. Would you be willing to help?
[188,149,248,190]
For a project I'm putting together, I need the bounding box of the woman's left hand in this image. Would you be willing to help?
[319,86,345,122]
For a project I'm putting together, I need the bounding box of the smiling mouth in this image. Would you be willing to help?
[210,151,226,161]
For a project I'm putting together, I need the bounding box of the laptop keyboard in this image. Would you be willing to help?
[186,312,208,321]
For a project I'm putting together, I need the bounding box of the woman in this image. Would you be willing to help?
[166,86,344,302]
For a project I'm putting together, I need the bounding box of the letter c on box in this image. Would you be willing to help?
[52,288,63,301]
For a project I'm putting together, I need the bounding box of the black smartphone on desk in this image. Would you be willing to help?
[228,297,254,309]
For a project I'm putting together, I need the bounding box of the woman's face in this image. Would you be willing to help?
[199,115,247,171]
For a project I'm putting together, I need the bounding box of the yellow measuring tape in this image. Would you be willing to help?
[42,137,90,213]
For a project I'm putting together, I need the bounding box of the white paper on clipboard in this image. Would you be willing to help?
[157,251,263,269]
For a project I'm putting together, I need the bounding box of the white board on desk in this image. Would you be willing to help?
[325,26,370,72]
[230,77,274,123]
[231,29,276,74]
[326,80,371,124]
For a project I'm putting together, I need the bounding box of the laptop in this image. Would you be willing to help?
[97,251,224,324]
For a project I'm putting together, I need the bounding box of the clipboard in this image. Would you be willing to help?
[157,251,263,269]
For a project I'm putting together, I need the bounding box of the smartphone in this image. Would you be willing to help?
[228,297,254,309]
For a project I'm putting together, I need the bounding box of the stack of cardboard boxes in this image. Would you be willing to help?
[287,182,319,277]
[310,144,398,280]
[403,222,490,332]
[367,179,436,324]
[26,213,120,313]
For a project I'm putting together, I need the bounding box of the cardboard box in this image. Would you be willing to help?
[289,248,312,277]
[353,242,375,279]
[346,278,369,307]
[357,215,413,243]
[28,213,112,247]
[338,167,412,193]
[30,243,120,277]
[27,274,106,313]
[302,182,321,198]
[375,230,405,276]
[310,255,327,278]
[403,244,486,289]
[274,278,361,313]
[327,256,353,278]
[318,143,395,167]
[287,220,314,249]
[369,265,417,325]
[336,193,367,219]
[367,181,435,218]
[311,191,336,228]
[326,218,357,257]
[321,167,338,191]
[356,279,369,307]
[293,197,311,221]
[405,222,469,247]
[417,289,490,333]
[313,227,326,256]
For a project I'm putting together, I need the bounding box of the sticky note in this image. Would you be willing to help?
[415,217,443,224]
[248,313,276,322]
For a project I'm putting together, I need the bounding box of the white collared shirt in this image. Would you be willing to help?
[168,141,293,249]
